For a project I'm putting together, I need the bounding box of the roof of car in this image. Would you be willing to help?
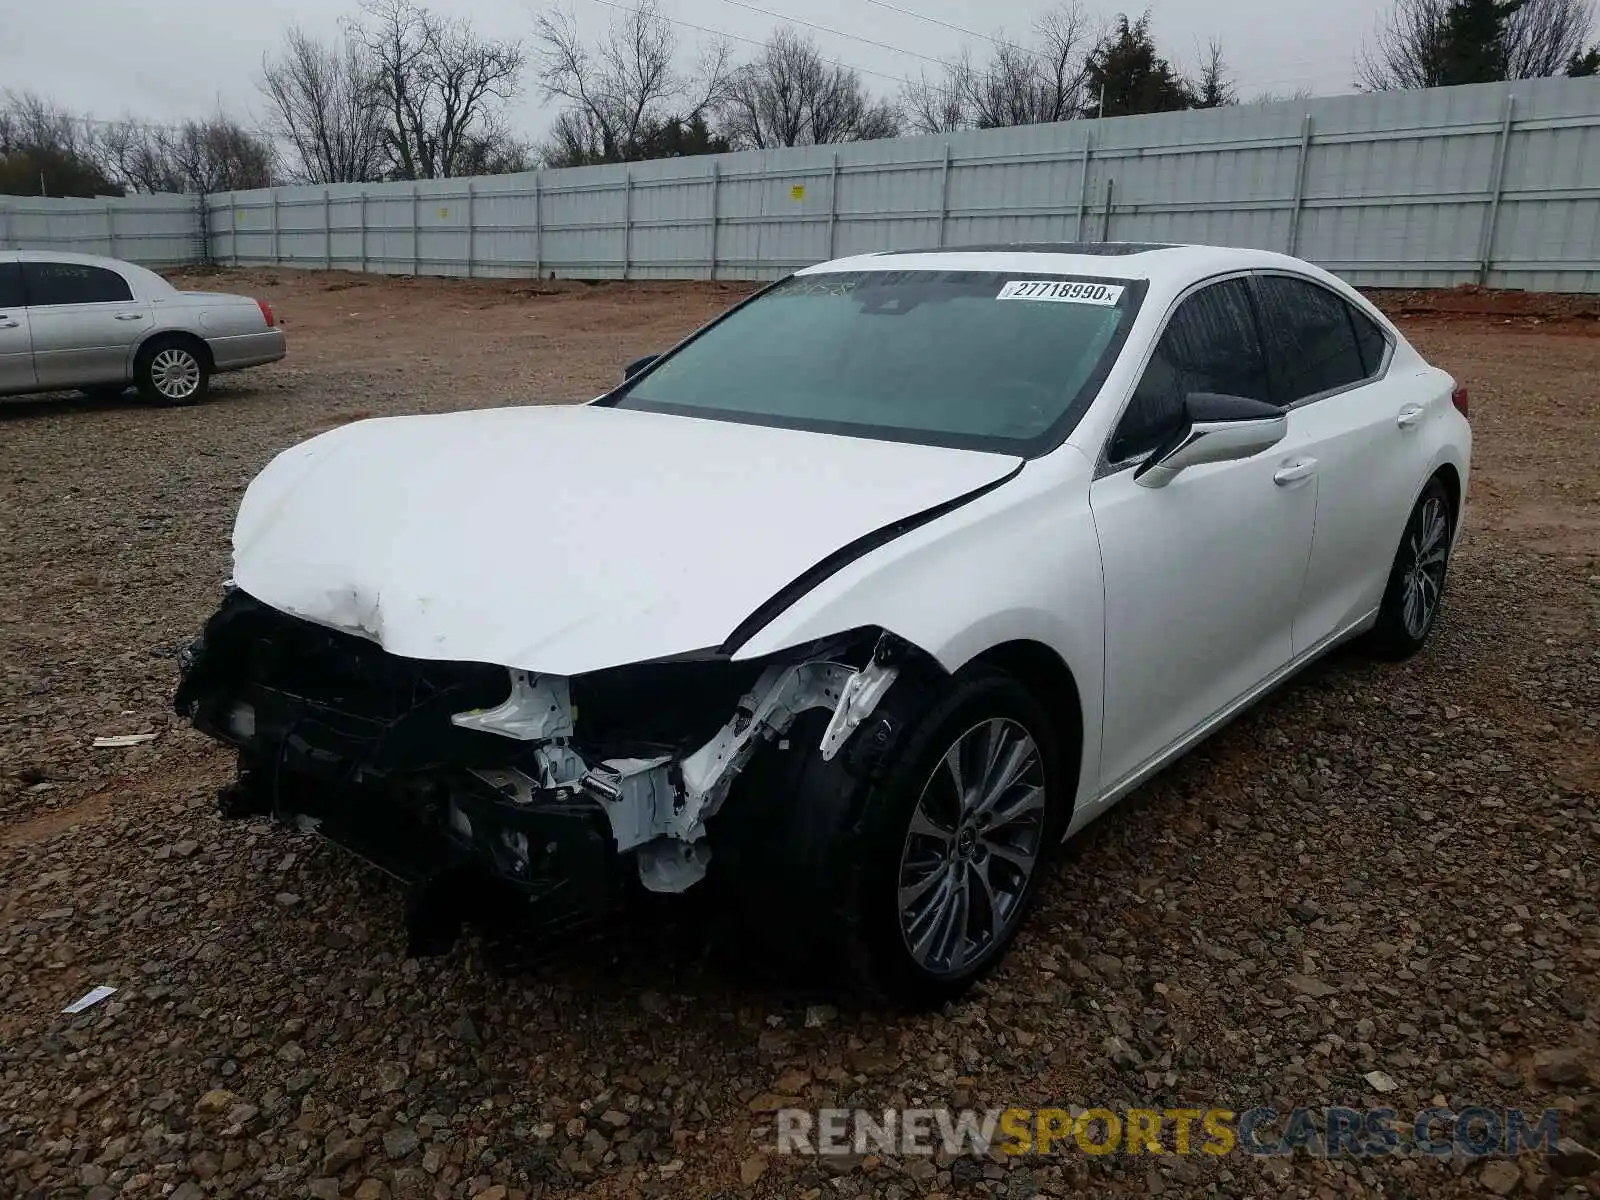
[798,242,1322,286]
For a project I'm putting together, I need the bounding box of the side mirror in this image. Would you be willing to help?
[1135,393,1287,489]
[623,353,660,381]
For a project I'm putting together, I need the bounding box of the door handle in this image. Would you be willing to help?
[0,318,17,329]
[1397,404,1427,430]
[1273,458,1318,487]
[114,313,145,321]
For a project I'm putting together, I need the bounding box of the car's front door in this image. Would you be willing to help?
[23,260,150,388]
[1088,277,1319,796]
[0,261,35,393]
[1247,272,1435,654]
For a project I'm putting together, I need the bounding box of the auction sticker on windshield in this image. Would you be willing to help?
[997,280,1124,305]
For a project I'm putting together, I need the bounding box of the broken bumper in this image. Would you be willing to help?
[174,589,907,947]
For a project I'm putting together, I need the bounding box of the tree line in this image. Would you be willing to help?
[3,0,1596,198]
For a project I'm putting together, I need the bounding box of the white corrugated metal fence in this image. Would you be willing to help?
[5,77,1599,291]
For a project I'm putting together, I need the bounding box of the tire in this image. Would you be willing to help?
[135,337,210,406]
[1367,476,1454,660]
[715,665,1069,1008]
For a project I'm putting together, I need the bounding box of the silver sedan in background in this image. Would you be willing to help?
[0,250,285,405]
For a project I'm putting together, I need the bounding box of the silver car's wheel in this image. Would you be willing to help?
[150,348,201,400]
[897,717,1046,977]
[136,338,211,406]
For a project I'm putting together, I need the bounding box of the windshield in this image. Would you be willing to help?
[605,269,1143,453]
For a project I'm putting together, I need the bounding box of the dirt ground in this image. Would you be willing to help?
[0,268,1596,1200]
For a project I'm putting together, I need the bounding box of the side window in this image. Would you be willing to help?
[1348,304,1392,377]
[23,262,133,306]
[1110,277,1271,462]
[0,262,22,309]
[1253,275,1368,404]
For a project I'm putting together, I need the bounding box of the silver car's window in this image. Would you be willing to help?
[0,262,21,309]
[23,262,133,306]
[608,270,1144,454]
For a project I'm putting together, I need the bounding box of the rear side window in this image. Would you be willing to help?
[1110,277,1271,462]
[1252,275,1368,404]
[0,262,22,309]
[1348,304,1392,376]
[23,262,133,306]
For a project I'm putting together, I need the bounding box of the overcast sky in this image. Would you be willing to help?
[3,0,1391,138]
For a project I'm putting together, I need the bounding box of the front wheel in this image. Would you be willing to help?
[1368,477,1454,659]
[136,338,210,406]
[717,666,1068,1007]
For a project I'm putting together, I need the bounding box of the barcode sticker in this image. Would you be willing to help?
[997,280,1124,305]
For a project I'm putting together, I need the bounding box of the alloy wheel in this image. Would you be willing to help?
[150,348,201,401]
[1401,495,1449,639]
[896,718,1046,977]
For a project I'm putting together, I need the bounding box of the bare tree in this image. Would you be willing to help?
[1358,0,1595,88]
[533,1,729,165]
[358,0,525,179]
[261,26,388,183]
[0,91,121,196]
[1505,0,1597,73]
[902,3,1095,133]
[101,116,275,193]
[718,29,898,148]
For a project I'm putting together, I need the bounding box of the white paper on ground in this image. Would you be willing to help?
[92,734,157,748]
[62,985,117,1014]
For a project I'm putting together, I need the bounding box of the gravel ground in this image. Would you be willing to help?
[0,270,1595,1200]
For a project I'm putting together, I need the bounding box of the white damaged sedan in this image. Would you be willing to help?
[175,243,1471,1004]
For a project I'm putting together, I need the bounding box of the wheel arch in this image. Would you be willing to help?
[134,329,215,372]
[1431,461,1463,534]
[964,638,1085,821]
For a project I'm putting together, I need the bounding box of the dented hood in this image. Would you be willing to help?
[231,404,1021,675]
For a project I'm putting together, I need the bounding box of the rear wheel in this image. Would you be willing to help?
[1368,477,1453,659]
[135,337,210,405]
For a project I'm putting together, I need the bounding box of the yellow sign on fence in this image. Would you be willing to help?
[790,185,806,202]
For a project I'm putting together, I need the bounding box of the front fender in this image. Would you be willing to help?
[732,447,1106,799]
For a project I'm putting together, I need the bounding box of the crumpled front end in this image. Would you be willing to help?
[174,588,911,954]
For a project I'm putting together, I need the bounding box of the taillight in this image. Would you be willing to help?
[256,299,276,328]
[1451,384,1469,419]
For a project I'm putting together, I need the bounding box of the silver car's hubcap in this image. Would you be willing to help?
[897,718,1046,977]
[1401,496,1449,638]
[151,348,200,399]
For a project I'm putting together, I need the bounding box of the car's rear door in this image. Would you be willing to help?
[23,260,150,388]
[1088,276,1318,795]
[1248,272,1428,654]
[0,259,36,393]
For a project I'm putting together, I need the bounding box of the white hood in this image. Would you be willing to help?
[232,404,1020,675]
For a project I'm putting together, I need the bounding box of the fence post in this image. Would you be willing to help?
[270,192,280,265]
[1478,92,1516,286]
[533,174,543,278]
[1100,178,1115,242]
[623,169,632,280]
[1075,134,1093,241]
[358,192,368,273]
[465,181,475,279]
[230,193,239,267]
[0,198,10,249]
[827,152,840,258]
[937,143,952,248]
[1286,113,1314,256]
[709,162,720,280]
[105,201,117,259]
[412,184,421,276]
[323,188,332,270]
